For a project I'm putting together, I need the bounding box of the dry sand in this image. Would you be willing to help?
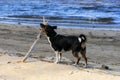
[0,24,120,80]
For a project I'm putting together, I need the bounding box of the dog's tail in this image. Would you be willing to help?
[78,34,87,43]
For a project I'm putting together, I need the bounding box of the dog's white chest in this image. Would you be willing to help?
[47,37,51,44]
[47,37,54,50]
[78,37,81,43]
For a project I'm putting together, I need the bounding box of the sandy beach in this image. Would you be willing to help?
[0,24,120,80]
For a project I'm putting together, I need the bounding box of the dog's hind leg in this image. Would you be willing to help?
[80,48,87,67]
[72,52,80,66]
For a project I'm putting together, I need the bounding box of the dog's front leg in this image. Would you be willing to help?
[54,51,59,64]
[58,52,62,62]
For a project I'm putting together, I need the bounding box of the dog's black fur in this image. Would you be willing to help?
[40,23,87,67]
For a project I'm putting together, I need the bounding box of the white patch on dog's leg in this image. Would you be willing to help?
[58,52,62,62]
[54,51,59,64]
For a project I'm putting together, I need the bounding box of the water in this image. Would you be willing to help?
[0,0,120,30]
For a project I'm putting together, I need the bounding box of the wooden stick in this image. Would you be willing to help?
[21,32,41,62]
[19,16,47,62]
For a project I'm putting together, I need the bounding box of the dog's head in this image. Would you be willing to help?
[40,23,57,36]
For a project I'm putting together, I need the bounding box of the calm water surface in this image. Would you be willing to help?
[0,0,120,30]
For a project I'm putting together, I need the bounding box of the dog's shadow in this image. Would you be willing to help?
[25,55,111,71]
[37,56,95,69]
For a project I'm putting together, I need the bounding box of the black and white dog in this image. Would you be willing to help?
[40,23,87,67]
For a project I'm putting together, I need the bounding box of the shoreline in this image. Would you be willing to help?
[1,22,120,31]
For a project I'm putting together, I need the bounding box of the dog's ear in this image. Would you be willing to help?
[52,26,57,29]
[40,23,45,28]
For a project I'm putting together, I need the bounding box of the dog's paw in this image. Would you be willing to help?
[54,61,59,64]
[72,63,79,67]
[82,64,88,68]
[72,63,77,66]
